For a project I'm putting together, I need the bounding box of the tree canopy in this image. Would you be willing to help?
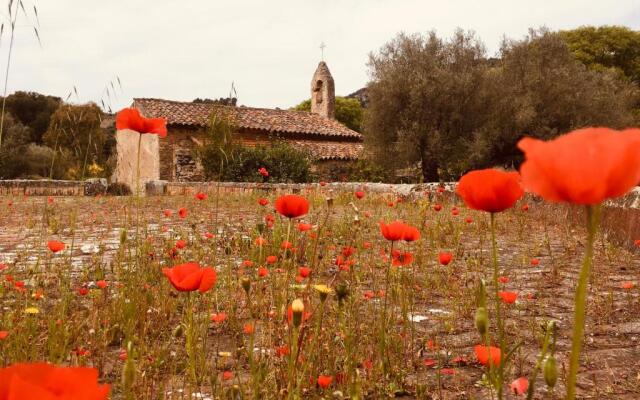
[3,91,61,143]
[365,28,639,182]
[292,97,364,132]
[559,26,640,84]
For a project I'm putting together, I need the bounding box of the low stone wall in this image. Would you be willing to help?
[0,179,107,197]
[155,180,455,198]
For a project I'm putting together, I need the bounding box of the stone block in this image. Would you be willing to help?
[145,180,167,196]
[113,130,160,195]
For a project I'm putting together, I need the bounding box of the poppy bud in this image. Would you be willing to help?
[543,355,557,388]
[120,229,127,244]
[291,299,304,328]
[241,277,251,294]
[173,324,183,337]
[326,197,334,208]
[475,307,489,336]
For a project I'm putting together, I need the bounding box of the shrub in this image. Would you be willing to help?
[106,182,132,196]
[224,142,311,183]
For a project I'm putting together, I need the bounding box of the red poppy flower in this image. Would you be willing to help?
[465,217,473,224]
[195,192,207,201]
[96,280,108,289]
[297,222,312,232]
[175,239,187,249]
[530,258,540,266]
[47,240,65,253]
[275,345,290,357]
[210,312,228,324]
[317,375,333,389]
[498,276,509,284]
[266,255,277,264]
[258,167,269,177]
[456,169,524,213]
[392,250,414,266]
[634,239,640,247]
[275,195,309,219]
[319,181,327,187]
[222,371,233,381]
[78,287,89,296]
[243,323,254,334]
[162,262,216,293]
[433,204,442,212]
[255,237,267,246]
[621,281,635,290]
[518,128,640,205]
[438,252,453,266]
[116,107,167,138]
[354,191,365,199]
[178,208,188,219]
[258,198,269,206]
[258,266,268,277]
[423,358,437,367]
[498,291,518,304]
[0,331,8,340]
[298,266,311,278]
[474,344,501,367]
[163,209,172,217]
[0,362,110,399]
[510,377,529,395]
[379,220,420,242]
[521,204,529,212]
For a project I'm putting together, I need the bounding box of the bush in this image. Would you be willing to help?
[223,142,311,183]
[106,182,132,196]
[348,158,395,182]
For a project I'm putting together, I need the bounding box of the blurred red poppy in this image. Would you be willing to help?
[298,266,311,278]
[510,377,529,395]
[258,198,269,206]
[47,240,65,253]
[195,192,207,201]
[210,312,228,324]
[162,262,216,293]
[392,250,413,266]
[474,344,501,367]
[518,128,640,204]
[275,195,309,219]
[456,169,523,213]
[0,362,110,399]
[258,167,269,177]
[178,208,188,219]
[297,222,312,232]
[433,204,442,212]
[498,291,518,304]
[116,108,167,138]
[355,191,365,199]
[317,375,333,389]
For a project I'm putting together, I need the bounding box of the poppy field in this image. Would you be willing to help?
[1,128,640,399]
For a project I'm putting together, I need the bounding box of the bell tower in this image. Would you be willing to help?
[310,61,335,119]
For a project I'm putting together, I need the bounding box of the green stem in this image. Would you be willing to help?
[490,213,504,399]
[566,205,599,400]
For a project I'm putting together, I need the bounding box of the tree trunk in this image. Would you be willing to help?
[421,153,439,183]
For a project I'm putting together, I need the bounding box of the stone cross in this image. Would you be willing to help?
[320,42,326,61]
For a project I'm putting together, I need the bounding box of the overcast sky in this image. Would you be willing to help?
[8,0,640,112]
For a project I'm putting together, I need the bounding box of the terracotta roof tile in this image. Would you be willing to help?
[133,98,362,139]
[291,140,363,160]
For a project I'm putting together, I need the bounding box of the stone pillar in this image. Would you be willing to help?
[113,129,160,195]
